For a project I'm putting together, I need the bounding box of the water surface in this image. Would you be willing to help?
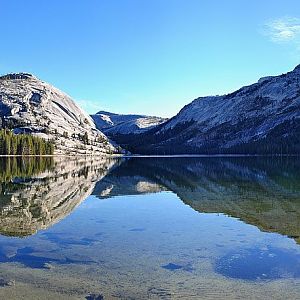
[0,156,299,299]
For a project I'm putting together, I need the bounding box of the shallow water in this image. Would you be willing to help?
[0,156,299,299]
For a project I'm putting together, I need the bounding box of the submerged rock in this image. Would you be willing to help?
[0,278,15,287]
[85,293,104,300]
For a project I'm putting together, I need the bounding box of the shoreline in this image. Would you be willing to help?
[0,154,299,158]
[124,154,300,158]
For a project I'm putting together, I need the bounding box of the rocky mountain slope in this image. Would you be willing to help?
[124,65,300,154]
[91,111,167,135]
[0,73,118,155]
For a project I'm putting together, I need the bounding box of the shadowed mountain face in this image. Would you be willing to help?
[92,157,300,244]
[118,65,300,155]
[0,157,120,237]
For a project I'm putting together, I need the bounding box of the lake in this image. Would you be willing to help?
[0,156,299,299]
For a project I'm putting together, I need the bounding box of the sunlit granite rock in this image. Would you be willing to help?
[0,73,118,155]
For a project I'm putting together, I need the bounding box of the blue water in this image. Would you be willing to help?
[0,157,299,299]
[1,192,298,279]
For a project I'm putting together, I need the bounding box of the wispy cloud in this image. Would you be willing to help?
[75,99,101,114]
[264,17,300,43]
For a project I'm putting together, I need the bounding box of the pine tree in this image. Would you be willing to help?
[0,129,54,155]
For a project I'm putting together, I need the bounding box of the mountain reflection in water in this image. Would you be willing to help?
[0,157,120,237]
[93,157,300,244]
[0,156,299,245]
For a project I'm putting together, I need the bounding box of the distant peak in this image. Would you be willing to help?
[96,110,116,115]
[0,73,34,80]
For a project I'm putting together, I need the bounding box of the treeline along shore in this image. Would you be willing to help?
[0,129,54,156]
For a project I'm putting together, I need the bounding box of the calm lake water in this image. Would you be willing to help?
[0,156,299,299]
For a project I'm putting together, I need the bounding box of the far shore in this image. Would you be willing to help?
[0,154,299,158]
[124,154,300,158]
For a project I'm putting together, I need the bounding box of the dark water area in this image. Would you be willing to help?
[216,246,300,280]
[0,156,299,299]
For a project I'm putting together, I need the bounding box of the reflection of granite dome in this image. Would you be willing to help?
[0,157,119,237]
[93,157,300,244]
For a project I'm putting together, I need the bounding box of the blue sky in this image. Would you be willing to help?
[1,1,300,117]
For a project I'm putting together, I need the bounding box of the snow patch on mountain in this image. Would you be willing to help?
[91,111,167,135]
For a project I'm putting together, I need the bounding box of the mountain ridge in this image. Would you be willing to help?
[2,64,300,156]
